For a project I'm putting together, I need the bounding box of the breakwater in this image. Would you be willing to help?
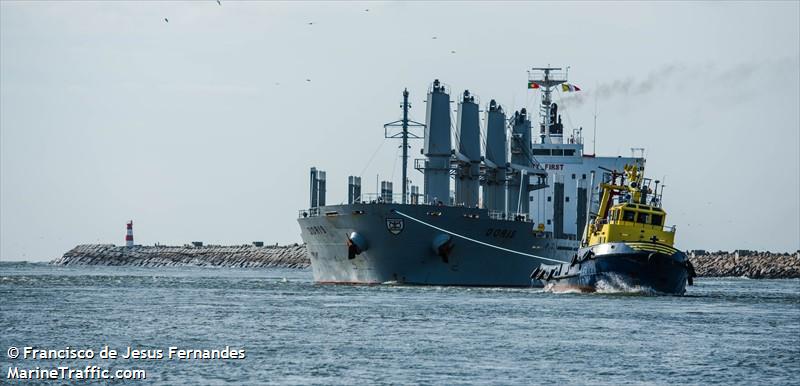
[51,244,310,268]
[52,244,800,279]
[689,250,800,279]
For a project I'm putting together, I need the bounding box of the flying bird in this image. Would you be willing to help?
[216,0,221,5]
[308,22,314,25]
[364,8,369,12]
[432,36,437,39]
[306,79,311,82]
[450,50,456,54]
[163,18,169,23]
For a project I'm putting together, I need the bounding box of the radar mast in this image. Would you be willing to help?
[529,67,568,145]
[384,89,424,204]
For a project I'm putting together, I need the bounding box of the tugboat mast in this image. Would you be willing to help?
[384,89,424,204]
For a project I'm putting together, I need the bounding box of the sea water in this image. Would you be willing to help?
[1,262,798,385]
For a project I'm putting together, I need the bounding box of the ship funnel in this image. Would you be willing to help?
[309,167,326,208]
[549,103,564,140]
[348,176,362,204]
[483,100,508,211]
[454,89,480,207]
[423,79,452,205]
[125,220,134,248]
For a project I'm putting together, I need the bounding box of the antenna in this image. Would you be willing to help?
[582,171,595,246]
[593,91,598,155]
[384,89,424,204]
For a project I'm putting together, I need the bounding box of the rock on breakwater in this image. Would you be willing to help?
[690,250,800,279]
[51,244,310,268]
[52,244,800,279]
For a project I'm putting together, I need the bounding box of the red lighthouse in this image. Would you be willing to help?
[125,221,134,247]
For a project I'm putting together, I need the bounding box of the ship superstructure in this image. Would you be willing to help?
[298,67,645,286]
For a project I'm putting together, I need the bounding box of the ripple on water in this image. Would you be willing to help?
[0,263,798,385]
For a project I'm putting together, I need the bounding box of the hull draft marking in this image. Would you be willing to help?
[392,209,565,263]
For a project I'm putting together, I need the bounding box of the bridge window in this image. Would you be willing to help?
[564,149,575,156]
[551,149,564,156]
[636,212,649,224]
[565,196,570,202]
[623,210,635,222]
[651,214,663,226]
[532,149,550,156]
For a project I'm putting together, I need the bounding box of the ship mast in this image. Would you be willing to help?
[384,89,424,204]
[529,67,568,145]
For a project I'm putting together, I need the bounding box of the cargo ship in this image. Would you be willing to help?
[532,164,696,294]
[298,67,644,286]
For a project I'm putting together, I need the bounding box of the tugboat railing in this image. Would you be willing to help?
[601,219,677,233]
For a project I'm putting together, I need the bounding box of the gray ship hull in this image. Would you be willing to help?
[298,203,576,286]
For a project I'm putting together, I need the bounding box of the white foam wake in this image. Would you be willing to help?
[542,273,668,295]
[594,273,660,295]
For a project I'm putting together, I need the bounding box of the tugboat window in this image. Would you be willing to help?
[637,212,649,224]
[564,149,575,156]
[651,214,663,226]
[623,210,635,222]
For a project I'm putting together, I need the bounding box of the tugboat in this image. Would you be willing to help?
[531,164,696,294]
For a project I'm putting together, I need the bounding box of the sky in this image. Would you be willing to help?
[1,1,798,261]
